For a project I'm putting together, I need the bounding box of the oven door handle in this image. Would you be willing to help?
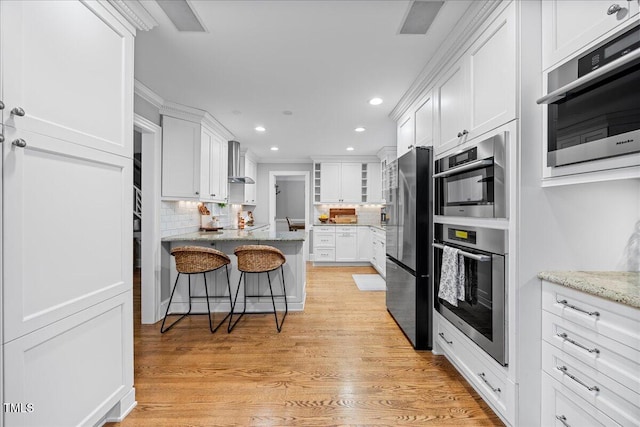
[432,243,491,262]
[432,159,493,178]
[537,48,640,105]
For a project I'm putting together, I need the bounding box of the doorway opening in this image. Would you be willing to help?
[134,114,162,324]
[269,171,310,260]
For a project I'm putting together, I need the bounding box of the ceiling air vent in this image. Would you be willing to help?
[156,0,207,32]
[399,1,444,35]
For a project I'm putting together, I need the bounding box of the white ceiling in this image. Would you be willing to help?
[135,0,472,162]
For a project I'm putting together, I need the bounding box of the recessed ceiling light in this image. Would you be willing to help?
[346,147,355,151]
[255,126,266,132]
[354,127,366,132]
[369,97,383,106]
[270,146,279,151]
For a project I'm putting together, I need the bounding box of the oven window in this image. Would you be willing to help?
[434,247,493,340]
[442,166,494,206]
[549,63,640,152]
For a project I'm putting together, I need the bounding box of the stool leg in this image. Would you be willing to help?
[228,271,247,332]
[206,266,232,333]
[203,272,214,333]
[266,269,288,333]
[161,272,191,333]
[281,265,288,320]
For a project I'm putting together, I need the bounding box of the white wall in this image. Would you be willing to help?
[275,179,305,219]
[134,94,161,126]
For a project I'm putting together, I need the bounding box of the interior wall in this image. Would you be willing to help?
[540,180,640,271]
[275,180,305,219]
[134,94,161,126]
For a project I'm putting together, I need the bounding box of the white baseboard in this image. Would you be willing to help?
[96,388,137,426]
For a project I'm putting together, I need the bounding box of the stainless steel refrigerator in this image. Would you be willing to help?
[385,147,433,350]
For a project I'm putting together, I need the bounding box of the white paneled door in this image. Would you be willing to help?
[1,1,136,426]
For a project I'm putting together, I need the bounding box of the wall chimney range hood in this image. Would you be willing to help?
[228,140,255,184]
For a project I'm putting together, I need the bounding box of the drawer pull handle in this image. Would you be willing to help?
[556,333,600,354]
[438,332,452,345]
[477,372,501,393]
[556,365,600,392]
[556,299,600,317]
[555,415,569,427]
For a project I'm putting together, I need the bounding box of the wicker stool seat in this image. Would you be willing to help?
[228,245,288,332]
[161,246,232,334]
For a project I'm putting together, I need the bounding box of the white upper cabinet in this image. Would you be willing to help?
[468,3,516,139]
[542,0,640,70]
[228,151,257,205]
[396,114,415,158]
[161,115,201,200]
[161,115,229,202]
[434,2,516,151]
[244,156,257,204]
[1,0,133,157]
[319,162,361,203]
[365,162,383,203]
[414,93,434,147]
[434,58,468,149]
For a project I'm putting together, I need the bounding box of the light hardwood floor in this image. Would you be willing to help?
[108,264,502,426]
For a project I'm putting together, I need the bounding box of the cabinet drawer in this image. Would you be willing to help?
[542,341,640,426]
[542,372,620,427]
[314,226,336,233]
[335,226,356,234]
[542,281,640,351]
[542,311,640,394]
[436,315,514,423]
[314,248,335,262]
[314,233,335,248]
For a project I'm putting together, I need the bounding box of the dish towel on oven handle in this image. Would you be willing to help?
[437,246,466,306]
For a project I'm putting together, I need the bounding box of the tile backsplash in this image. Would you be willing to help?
[313,204,383,225]
[160,201,201,238]
[161,201,232,237]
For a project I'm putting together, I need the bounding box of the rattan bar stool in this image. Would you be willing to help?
[228,245,288,333]
[161,246,232,334]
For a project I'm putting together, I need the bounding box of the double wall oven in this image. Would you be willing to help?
[432,131,509,365]
[433,223,508,366]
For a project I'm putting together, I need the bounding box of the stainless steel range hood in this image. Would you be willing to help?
[228,140,255,184]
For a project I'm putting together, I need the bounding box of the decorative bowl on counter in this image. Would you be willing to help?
[318,217,328,223]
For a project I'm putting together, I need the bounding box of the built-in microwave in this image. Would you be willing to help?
[434,132,506,218]
[538,22,640,167]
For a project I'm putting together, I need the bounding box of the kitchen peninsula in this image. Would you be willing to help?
[161,228,307,313]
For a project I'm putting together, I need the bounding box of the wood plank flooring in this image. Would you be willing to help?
[107,265,502,426]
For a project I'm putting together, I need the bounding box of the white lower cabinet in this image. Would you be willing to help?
[313,226,385,274]
[436,313,515,424]
[370,227,386,277]
[541,281,640,427]
[356,226,372,261]
[313,226,336,262]
[335,227,357,261]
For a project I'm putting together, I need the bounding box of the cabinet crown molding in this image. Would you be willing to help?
[389,0,502,121]
[134,79,164,109]
[312,155,380,163]
[160,101,235,140]
[107,0,158,31]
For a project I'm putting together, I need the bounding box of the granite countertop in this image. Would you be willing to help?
[538,271,640,309]
[162,228,306,242]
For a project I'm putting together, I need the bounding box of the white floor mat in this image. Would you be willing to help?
[352,274,386,291]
